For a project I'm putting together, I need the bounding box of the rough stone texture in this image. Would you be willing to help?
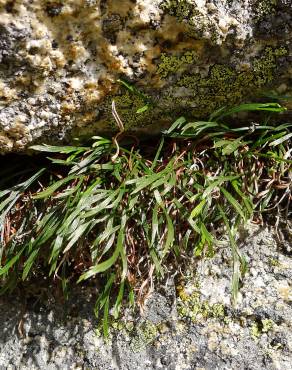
[0,0,291,153]
[0,224,291,369]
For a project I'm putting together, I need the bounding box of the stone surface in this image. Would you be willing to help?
[0,224,291,369]
[0,0,291,153]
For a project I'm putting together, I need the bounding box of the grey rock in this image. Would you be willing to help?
[0,224,291,369]
[0,0,291,153]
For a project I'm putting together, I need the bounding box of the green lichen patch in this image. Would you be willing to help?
[160,0,206,30]
[157,51,198,78]
[256,0,277,19]
[103,90,155,130]
[101,46,288,129]
[160,46,288,118]
[268,257,281,267]
[130,321,159,352]
[160,0,195,20]
[161,0,277,25]
[177,285,226,323]
[251,319,275,339]
[94,319,135,341]
[253,47,287,87]
[159,0,221,42]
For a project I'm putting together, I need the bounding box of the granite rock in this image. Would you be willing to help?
[0,0,291,153]
[0,224,291,369]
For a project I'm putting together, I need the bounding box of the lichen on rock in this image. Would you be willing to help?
[0,0,291,153]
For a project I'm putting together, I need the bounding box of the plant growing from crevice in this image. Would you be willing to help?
[0,102,291,336]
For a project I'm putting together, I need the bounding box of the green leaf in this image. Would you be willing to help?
[231,180,253,216]
[150,249,164,277]
[203,176,240,198]
[102,296,110,337]
[0,246,26,276]
[214,138,247,155]
[22,248,40,280]
[113,281,125,319]
[214,103,286,120]
[94,273,115,317]
[269,133,292,147]
[151,138,164,171]
[151,203,159,246]
[49,235,64,272]
[33,175,77,199]
[0,169,45,221]
[209,106,226,121]
[182,121,222,136]
[63,220,94,253]
[161,210,174,258]
[220,187,246,220]
[30,144,88,153]
[190,199,206,219]
[200,222,213,246]
[128,287,135,307]
[128,173,161,194]
[136,104,149,114]
[78,244,120,282]
[117,223,127,281]
[153,190,174,258]
[163,116,186,134]
[218,205,243,304]
[117,79,135,93]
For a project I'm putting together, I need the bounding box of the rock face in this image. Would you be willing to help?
[0,0,291,153]
[0,224,291,369]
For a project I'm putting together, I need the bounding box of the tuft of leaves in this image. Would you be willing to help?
[0,103,291,335]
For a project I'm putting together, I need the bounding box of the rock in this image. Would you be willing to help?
[0,224,291,369]
[0,0,291,153]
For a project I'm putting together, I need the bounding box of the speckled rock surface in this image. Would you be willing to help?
[0,224,291,369]
[0,0,291,153]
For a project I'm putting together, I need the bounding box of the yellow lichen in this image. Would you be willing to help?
[130,321,158,352]
[157,50,198,78]
[105,90,154,130]
[160,46,288,118]
[251,319,275,339]
[177,284,225,322]
[256,0,277,18]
